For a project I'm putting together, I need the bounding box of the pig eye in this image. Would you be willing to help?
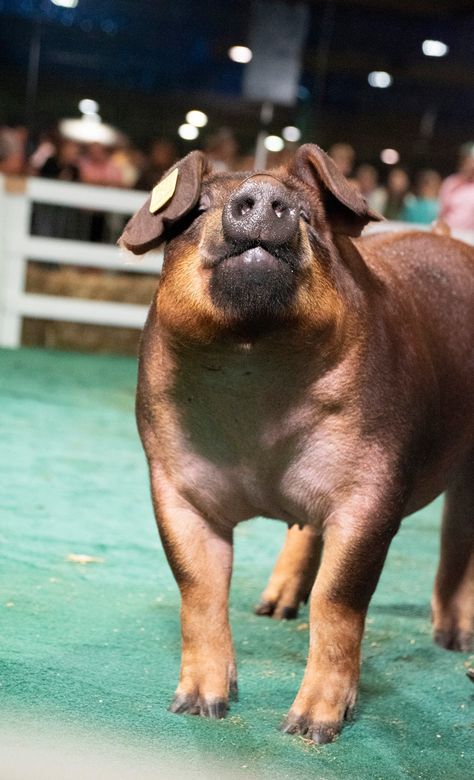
[198,192,211,212]
[300,206,311,223]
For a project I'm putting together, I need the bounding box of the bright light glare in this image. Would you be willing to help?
[368,71,393,88]
[282,126,301,143]
[228,45,253,64]
[380,148,400,165]
[422,39,449,57]
[51,0,79,8]
[178,123,199,141]
[185,110,208,128]
[78,99,99,115]
[59,117,119,145]
[264,135,284,153]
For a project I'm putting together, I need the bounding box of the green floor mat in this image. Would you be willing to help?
[1,347,472,779]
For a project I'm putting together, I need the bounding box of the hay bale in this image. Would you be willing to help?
[23,263,158,355]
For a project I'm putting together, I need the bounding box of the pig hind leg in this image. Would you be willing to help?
[432,454,474,652]
[255,524,322,619]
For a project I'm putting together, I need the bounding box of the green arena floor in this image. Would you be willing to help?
[1,347,473,779]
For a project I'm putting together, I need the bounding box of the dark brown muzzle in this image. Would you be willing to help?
[222,177,299,247]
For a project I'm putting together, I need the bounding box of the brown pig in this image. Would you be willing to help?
[119,145,474,744]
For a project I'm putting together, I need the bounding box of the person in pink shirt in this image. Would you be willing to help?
[439,143,474,231]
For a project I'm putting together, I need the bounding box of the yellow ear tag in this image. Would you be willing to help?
[149,168,179,214]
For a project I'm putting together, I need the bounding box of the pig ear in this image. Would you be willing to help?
[289,143,383,237]
[119,150,209,255]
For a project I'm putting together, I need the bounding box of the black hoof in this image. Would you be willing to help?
[255,601,299,619]
[280,606,298,620]
[229,678,239,701]
[466,668,474,683]
[434,629,473,652]
[255,600,275,616]
[280,714,341,744]
[169,694,228,719]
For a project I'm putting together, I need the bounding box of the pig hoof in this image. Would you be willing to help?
[254,601,299,620]
[280,714,341,744]
[169,694,228,719]
[434,629,473,652]
[229,678,239,701]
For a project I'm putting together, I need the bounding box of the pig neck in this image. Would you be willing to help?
[157,236,376,401]
[158,301,363,407]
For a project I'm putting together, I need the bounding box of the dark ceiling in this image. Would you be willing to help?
[0,0,473,171]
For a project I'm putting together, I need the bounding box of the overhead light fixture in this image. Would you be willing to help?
[228,45,253,64]
[264,135,284,153]
[78,98,99,116]
[178,123,199,141]
[282,126,301,143]
[380,148,400,165]
[422,40,449,57]
[51,0,79,8]
[185,110,208,128]
[368,71,393,88]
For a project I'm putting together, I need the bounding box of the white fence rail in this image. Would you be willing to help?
[0,174,473,350]
[0,174,160,348]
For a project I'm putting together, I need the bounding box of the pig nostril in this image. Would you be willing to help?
[238,197,254,216]
[272,200,287,219]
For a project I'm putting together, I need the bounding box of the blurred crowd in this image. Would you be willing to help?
[1,121,474,232]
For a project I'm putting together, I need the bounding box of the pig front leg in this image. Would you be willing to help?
[281,502,401,743]
[150,466,237,718]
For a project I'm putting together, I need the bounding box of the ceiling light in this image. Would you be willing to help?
[185,110,208,128]
[368,71,393,88]
[228,45,253,64]
[51,0,79,7]
[264,135,284,153]
[178,124,199,141]
[282,126,301,143]
[380,148,400,165]
[422,40,449,57]
[78,99,99,116]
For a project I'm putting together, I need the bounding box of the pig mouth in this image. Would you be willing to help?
[204,241,298,272]
[219,246,285,272]
[208,241,299,323]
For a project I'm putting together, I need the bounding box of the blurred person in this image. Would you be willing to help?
[439,143,474,231]
[31,138,88,240]
[111,143,142,188]
[205,128,238,171]
[354,163,386,213]
[402,169,441,225]
[29,130,57,175]
[382,167,411,221]
[237,151,256,170]
[78,143,125,243]
[79,142,124,187]
[264,146,295,170]
[0,122,27,174]
[135,138,177,190]
[328,142,355,178]
[38,138,81,182]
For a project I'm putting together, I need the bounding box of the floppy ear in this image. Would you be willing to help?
[289,143,383,237]
[119,150,209,255]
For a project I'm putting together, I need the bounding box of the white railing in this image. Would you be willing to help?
[364,220,474,246]
[0,174,160,348]
[0,174,473,350]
